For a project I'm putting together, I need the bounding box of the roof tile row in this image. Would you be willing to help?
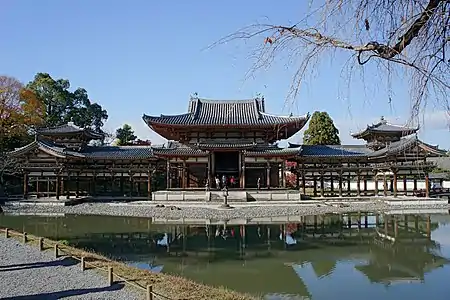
[9,137,445,160]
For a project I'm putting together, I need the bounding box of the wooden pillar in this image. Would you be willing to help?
[75,172,80,198]
[60,176,64,197]
[36,177,40,199]
[92,174,97,196]
[413,177,417,191]
[281,161,286,188]
[120,173,124,195]
[46,177,50,198]
[301,167,306,195]
[147,170,152,200]
[129,172,134,197]
[393,170,398,197]
[55,174,60,200]
[266,161,271,189]
[182,160,187,189]
[403,176,407,195]
[166,161,170,189]
[23,172,29,199]
[374,173,379,196]
[330,173,334,196]
[363,173,368,196]
[111,172,115,196]
[312,172,317,197]
[320,171,324,197]
[347,172,351,196]
[207,152,212,188]
[295,164,300,190]
[425,173,430,198]
[356,170,361,197]
[338,171,343,197]
[242,156,246,188]
[383,174,388,196]
[65,173,70,199]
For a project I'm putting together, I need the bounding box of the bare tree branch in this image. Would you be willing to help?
[210,0,450,121]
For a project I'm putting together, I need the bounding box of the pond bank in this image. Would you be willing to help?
[0,229,255,300]
[2,200,449,219]
[0,235,141,300]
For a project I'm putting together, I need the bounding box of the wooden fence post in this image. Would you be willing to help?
[54,244,58,258]
[22,232,27,244]
[108,267,113,286]
[81,257,85,271]
[38,238,44,251]
[147,285,153,300]
[5,228,9,238]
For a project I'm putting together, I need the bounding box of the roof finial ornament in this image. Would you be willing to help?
[380,116,386,123]
[191,92,199,99]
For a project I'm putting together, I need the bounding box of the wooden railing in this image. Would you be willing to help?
[0,228,173,300]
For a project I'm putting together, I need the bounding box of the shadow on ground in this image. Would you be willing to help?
[1,283,126,299]
[0,257,78,272]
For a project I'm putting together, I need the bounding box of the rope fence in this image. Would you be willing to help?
[1,228,174,300]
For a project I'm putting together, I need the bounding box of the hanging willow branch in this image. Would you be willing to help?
[210,0,450,121]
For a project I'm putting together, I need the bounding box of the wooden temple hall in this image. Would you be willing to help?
[8,95,447,200]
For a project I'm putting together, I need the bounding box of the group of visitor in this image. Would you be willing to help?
[208,175,238,190]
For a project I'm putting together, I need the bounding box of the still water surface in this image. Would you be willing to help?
[1,213,450,299]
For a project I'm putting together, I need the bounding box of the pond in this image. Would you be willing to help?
[1,212,450,299]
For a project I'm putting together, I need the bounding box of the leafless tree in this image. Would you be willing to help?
[211,0,449,123]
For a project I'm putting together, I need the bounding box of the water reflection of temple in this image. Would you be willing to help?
[0,214,448,298]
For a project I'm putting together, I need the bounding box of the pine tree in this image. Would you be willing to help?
[303,111,340,145]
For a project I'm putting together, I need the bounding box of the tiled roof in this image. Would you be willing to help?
[143,97,309,127]
[9,139,155,160]
[195,139,257,149]
[81,146,154,159]
[418,141,448,156]
[245,145,301,157]
[299,145,371,157]
[352,117,418,139]
[152,141,208,156]
[367,136,418,158]
[36,123,104,139]
[9,140,84,158]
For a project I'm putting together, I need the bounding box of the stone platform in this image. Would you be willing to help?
[151,189,303,202]
[6,196,87,206]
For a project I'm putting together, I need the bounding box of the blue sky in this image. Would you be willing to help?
[1,0,449,148]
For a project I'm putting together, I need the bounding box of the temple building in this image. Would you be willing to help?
[7,95,448,201]
[8,123,158,200]
[143,96,309,189]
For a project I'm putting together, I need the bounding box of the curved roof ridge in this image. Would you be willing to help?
[381,121,418,130]
[193,97,259,103]
[260,112,310,119]
[143,112,192,118]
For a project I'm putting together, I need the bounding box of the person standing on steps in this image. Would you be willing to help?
[215,176,221,190]
[222,174,227,190]
[257,177,261,190]
[230,176,235,188]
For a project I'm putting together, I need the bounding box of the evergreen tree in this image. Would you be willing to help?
[303,111,340,145]
[115,124,137,146]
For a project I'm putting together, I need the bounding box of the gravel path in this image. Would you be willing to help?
[0,237,142,300]
[3,200,449,220]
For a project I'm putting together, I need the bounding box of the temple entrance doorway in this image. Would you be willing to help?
[214,151,240,188]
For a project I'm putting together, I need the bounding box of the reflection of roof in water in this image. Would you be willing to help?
[355,265,422,284]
